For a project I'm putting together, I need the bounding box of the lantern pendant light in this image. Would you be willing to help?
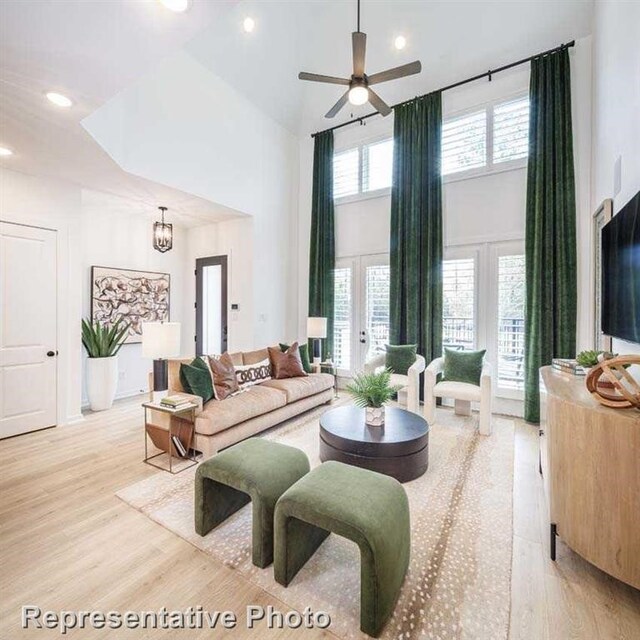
[153,206,173,253]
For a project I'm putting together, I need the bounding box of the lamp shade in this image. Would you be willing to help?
[142,322,181,359]
[307,317,327,339]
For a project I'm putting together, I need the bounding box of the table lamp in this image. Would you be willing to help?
[307,317,327,365]
[142,322,181,401]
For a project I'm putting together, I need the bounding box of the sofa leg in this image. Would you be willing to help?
[454,399,471,416]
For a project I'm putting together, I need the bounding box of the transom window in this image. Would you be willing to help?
[333,95,530,198]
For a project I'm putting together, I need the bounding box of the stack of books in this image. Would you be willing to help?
[552,358,586,376]
[160,395,194,410]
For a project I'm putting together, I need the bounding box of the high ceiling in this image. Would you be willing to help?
[0,0,594,218]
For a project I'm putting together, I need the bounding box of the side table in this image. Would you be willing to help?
[142,401,200,474]
[313,361,339,398]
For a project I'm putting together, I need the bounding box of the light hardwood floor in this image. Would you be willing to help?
[1,397,639,639]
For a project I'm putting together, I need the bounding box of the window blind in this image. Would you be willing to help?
[441,110,486,175]
[442,258,476,350]
[493,97,530,164]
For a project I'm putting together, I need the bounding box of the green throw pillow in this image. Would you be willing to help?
[280,342,312,374]
[179,357,214,402]
[442,348,486,386]
[385,344,417,375]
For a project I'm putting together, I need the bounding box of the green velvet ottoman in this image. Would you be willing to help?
[274,461,410,637]
[194,438,310,568]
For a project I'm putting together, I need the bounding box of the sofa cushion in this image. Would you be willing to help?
[195,385,287,435]
[262,373,333,404]
[243,348,271,365]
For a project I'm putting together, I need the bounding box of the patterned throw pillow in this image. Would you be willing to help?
[235,358,272,389]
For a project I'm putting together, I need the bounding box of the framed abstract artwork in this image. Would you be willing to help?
[592,199,613,351]
[91,266,170,344]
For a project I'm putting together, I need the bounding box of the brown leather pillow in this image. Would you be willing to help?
[207,352,240,400]
[268,342,308,380]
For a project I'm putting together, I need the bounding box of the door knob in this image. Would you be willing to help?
[46,350,56,357]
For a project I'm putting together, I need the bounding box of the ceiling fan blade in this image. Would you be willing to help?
[325,91,350,118]
[367,61,422,85]
[367,89,392,117]
[352,31,366,77]
[298,72,350,86]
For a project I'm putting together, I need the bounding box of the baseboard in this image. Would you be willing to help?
[64,413,86,425]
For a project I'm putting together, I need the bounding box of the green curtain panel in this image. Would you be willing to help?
[524,48,577,423]
[308,131,335,360]
[390,92,443,376]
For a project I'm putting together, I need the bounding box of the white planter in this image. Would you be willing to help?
[365,406,385,427]
[87,356,119,411]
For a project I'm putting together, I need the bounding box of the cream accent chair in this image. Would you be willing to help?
[364,352,426,415]
[424,357,493,435]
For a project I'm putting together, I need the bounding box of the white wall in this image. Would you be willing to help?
[0,168,192,421]
[591,0,640,358]
[83,51,300,347]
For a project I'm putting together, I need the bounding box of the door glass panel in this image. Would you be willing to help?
[333,267,352,370]
[497,254,525,389]
[202,264,222,354]
[443,258,475,350]
[365,264,390,361]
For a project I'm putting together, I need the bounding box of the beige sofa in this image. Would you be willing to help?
[157,346,334,457]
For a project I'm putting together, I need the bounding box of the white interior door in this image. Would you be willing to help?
[332,254,390,376]
[0,222,57,438]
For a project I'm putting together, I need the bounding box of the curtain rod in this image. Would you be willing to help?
[310,40,575,138]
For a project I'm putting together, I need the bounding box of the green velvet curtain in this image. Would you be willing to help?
[524,48,577,423]
[308,131,335,360]
[390,92,443,371]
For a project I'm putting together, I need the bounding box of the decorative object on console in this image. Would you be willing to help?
[81,317,130,411]
[153,206,173,253]
[552,358,586,376]
[142,322,181,400]
[235,358,272,389]
[280,342,312,373]
[346,368,402,427]
[268,342,308,380]
[585,355,640,409]
[306,317,327,364]
[207,353,240,400]
[91,266,170,343]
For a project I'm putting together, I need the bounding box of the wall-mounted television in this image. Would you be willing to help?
[601,190,640,344]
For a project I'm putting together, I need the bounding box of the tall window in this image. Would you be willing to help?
[333,267,352,369]
[497,255,525,389]
[443,258,476,350]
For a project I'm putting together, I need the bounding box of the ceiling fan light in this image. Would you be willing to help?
[348,85,369,106]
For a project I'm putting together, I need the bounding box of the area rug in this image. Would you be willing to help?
[117,400,515,639]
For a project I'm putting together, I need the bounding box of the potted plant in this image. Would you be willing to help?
[346,368,402,427]
[82,317,130,411]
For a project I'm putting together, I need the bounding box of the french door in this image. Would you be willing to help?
[333,253,390,376]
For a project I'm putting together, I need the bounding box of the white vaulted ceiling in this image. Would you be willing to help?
[0,0,594,216]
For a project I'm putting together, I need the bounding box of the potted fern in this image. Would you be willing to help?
[346,368,402,427]
[82,317,130,411]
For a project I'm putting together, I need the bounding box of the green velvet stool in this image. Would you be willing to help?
[195,438,310,568]
[274,461,410,637]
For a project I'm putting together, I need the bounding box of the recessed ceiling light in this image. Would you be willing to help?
[46,92,73,108]
[394,35,407,50]
[243,16,255,33]
[0,146,13,157]
[158,0,189,12]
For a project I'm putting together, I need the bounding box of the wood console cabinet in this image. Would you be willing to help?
[541,366,640,589]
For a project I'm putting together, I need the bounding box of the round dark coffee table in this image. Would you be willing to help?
[319,406,429,483]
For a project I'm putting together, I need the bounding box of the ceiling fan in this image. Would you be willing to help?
[298,0,422,118]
